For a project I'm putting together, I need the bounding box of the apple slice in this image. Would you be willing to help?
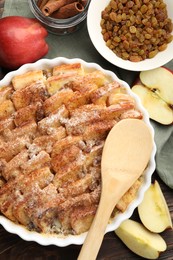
[115,219,167,259]
[138,180,173,233]
[132,84,173,125]
[132,67,173,125]
[140,67,173,104]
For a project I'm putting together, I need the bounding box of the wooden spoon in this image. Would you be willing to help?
[78,118,153,260]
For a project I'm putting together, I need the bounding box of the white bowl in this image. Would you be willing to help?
[0,57,156,246]
[87,0,173,71]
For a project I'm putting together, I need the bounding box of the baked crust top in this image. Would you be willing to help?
[0,62,143,235]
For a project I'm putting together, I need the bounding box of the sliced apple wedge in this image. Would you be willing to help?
[138,180,173,233]
[115,219,167,259]
[140,67,173,104]
[132,67,173,125]
[132,84,173,125]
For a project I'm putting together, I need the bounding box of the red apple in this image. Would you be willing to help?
[0,16,49,70]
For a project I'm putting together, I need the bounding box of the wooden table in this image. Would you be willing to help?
[0,1,173,259]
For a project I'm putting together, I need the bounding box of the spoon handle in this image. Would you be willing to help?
[78,176,140,260]
[77,190,116,260]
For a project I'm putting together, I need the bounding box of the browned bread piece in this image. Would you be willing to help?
[52,62,84,76]
[71,205,97,235]
[31,127,66,154]
[65,91,91,111]
[0,136,31,162]
[11,80,48,110]
[0,85,13,103]
[12,70,44,90]
[0,117,15,135]
[38,105,69,135]
[43,89,74,115]
[46,63,85,96]
[14,102,44,127]
[84,143,103,168]
[51,144,82,173]
[116,177,144,212]
[119,109,143,120]
[0,62,144,236]
[2,120,37,142]
[46,74,78,95]
[67,70,109,93]
[78,119,116,139]
[0,149,29,181]
[58,174,94,198]
[90,81,121,105]
[0,100,15,120]
[53,162,83,189]
[20,151,51,175]
[27,183,64,233]
[51,135,83,158]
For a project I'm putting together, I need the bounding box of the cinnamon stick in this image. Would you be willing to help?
[80,0,87,7]
[41,0,76,16]
[37,0,49,9]
[51,2,84,19]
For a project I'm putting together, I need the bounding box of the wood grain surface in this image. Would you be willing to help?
[0,1,173,259]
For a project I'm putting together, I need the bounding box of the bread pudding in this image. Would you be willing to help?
[0,61,144,236]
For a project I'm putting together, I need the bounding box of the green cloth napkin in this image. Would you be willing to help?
[152,121,173,189]
[2,0,173,189]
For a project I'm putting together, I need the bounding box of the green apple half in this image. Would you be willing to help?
[138,180,173,233]
[132,67,173,125]
[115,219,167,259]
